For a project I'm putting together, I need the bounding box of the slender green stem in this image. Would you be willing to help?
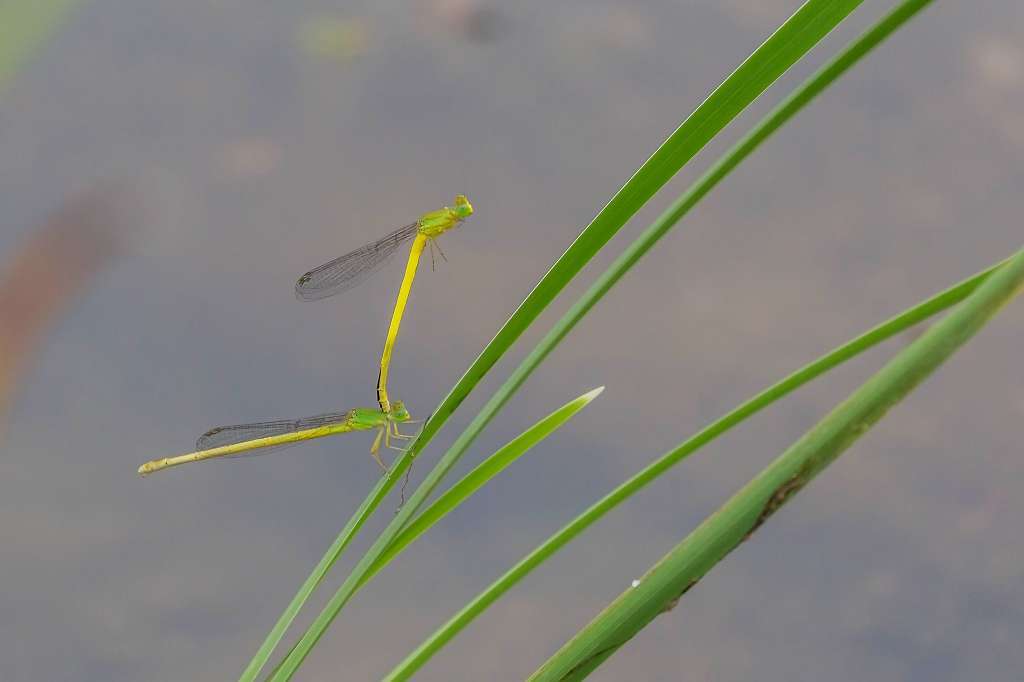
[382,256,1007,680]
[529,246,1024,681]
[361,388,604,588]
[237,470,397,682]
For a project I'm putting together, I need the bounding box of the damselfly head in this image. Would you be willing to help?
[390,401,412,422]
[452,194,473,220]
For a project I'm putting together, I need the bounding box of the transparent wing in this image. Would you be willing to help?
[196,411,352,459]
[295,222,419,301]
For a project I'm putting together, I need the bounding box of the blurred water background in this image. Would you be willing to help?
[1,1,1022,679]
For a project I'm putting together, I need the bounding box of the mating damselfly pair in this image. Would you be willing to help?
[138,195,473,475]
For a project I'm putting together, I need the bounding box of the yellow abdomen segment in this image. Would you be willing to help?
[378,234,428,413]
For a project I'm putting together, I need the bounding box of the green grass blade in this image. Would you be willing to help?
[261,3,866,678]
[529,247,1024,681]
[381,256,1008,681]
[237,473,406,682]
[0,0,80,95]
[359,387,604,588]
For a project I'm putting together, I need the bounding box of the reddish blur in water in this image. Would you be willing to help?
[0,186,131,430]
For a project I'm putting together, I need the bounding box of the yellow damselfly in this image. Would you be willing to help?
[138,402,413,475]
[295,195,473,414]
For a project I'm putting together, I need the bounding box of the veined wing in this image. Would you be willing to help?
[295,222,419,301]
[196,411,352,458]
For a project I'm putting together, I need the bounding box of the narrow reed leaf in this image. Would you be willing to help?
[237,470,398,682]
[529,247,1024,681]
[361,387,604,587]
[382,255,1007,681]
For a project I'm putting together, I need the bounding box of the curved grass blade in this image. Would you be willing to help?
[529,245,1024,681]
[252,2,866,679]
[382,255,1008,681]
[238,471,401,682]
[360,387,604,588]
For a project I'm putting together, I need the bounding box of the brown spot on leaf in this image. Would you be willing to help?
[744,472,807,542]
[661,577,700,614]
